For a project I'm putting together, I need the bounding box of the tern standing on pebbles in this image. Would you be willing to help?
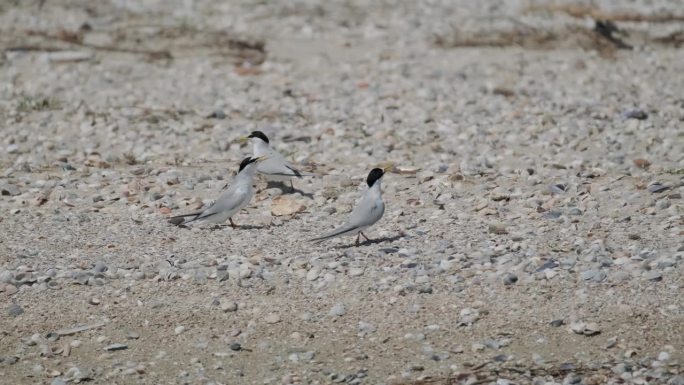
[170,156,267,228]
[237,130,315,191]
[310,166,390,246]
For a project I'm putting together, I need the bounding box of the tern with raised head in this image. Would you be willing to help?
[310,166,389,246]
[170,156,267,228]
[237,130,314,191]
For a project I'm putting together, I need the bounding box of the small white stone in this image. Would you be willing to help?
[221,301,238,312]
[174,326,185,335]
[264,313,281,324]
[306,267,320,281]
[471,343,485,352]
[329,304,346,317]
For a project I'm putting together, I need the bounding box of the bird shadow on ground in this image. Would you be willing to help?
[172,223,268,231]
[333,234,404,249]
[229,224,268,230]
[265,181,314,199]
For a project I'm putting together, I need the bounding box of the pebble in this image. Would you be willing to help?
[647,182,669,193]
[229,342,242,351]
[643,271,662,281]
[8,304,24,316]
[358,321,377,335]
[5,284,18,295]
[264,313,281,324]
[0,184,20,196]
[490,187,510,201]
[92,261,108,273]
[543,210,562,219]
[221,301,238,312]
[537,259,559,272]
[570,322,586,334]
[458,308,479,326]
[581,269,597,280]
[104,343,128,351]
[503,273,518,285]
[174,326,185,335]
[571,321,601,336]
[306,267,320,281]
[488,222,508,234]
[623,109,648,120]
[583,322,600,336]
[549,184,567,194]
[0,270,12,283]
[471,343,485,352]
[63,366,92,382]
[127,331,140,340]
[271,196,307,216]
[329,304,346,317]
[348,267,364,277]
[568,207,583,215]
[208,110,226,119]
[550,319,564,327]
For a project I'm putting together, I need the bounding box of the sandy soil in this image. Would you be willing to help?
[1,1,683,384]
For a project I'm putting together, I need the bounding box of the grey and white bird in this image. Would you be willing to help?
[237,130,314,190]
[169,156,267,228]
[310,167,389,246]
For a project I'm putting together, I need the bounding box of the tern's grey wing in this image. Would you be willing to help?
[310,190,384,242]
[189,184,250,222]
[346,190,385,228]
[257,152,302,177]
[258,149,316,178]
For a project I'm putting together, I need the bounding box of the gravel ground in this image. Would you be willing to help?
[1,1,683,384]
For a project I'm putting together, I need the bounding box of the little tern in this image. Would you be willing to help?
[237,130,314,190]
[310,166,389,246]
[170,156,267,228]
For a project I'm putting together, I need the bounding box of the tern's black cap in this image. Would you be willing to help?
[367,168,384,187]
[248,131,269,144]
[238,157,258,172]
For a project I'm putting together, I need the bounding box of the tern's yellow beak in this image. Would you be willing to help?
[377,161,394,173]
[255,155,270,162]
[234,136,250,144]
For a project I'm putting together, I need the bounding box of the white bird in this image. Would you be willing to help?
[238,130,314,190]
[169,156,267,228]
[310,167,389,246]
